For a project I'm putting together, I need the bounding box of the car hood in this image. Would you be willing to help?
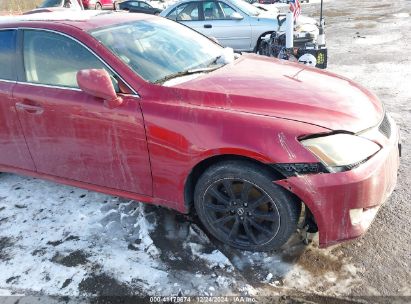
[172,54,383,133]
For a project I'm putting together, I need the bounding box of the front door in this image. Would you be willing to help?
[13,29,152,195]
[199,1,252,51]
[0,29,35,171]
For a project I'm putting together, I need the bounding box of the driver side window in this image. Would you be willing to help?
[23,30,118,91]
[203,1,224,20]
[218,1,237,19]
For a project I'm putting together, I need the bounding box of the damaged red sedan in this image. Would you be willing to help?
[0,11,400,251]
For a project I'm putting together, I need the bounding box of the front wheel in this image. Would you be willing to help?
[257,40,270,56]
[95,2,102,9]
[194,161,301,251]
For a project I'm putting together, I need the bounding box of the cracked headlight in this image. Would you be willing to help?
[301,133,380,171]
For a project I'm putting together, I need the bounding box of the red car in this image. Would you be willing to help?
[0,11,400,251]
[82,0,117,10]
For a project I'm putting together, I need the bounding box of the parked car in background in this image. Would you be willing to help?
[83,0,117,10]
[257,0,278,4]
[160,0,318,52]
[119,1,162,14]
[278,0,309,3]
[82,0,97,9]
[161,0,282,52]
[0,11,400,252]
[26,0,83,13]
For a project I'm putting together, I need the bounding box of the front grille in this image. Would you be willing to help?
[379,113,391,138]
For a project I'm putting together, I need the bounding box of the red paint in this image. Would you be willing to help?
[0,82,36,171]
[276,122,400,247]
[82,0,116,9]
[77,69,124,108]
[13,84,152,196]
[0,14,400,247]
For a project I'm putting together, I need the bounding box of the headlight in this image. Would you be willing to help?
[301,133,380,171]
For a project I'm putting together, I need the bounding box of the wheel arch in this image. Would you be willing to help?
[254,31,274,52]
[184,154,319,235]
[184,154,284,213]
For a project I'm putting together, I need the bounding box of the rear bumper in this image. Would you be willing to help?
[276,120,400,247]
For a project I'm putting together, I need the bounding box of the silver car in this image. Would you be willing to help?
[160,0,319,52]
[160,0,288,52]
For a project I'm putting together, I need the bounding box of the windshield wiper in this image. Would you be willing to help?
[206,55,222,67]
[154,66,220,84]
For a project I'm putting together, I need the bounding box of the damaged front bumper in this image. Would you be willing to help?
[275,119,401,247]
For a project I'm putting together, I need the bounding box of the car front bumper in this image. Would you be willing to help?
[276,119,400,247]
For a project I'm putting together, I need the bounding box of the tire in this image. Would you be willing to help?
[95,2,102,10]
[194,160,301,251]
[258,40,270,56]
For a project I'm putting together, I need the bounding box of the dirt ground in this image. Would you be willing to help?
[302,0,411,298]
[0,0,410,303]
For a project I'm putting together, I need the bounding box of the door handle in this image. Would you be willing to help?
[204,24,212,28]
[16,102,44,115]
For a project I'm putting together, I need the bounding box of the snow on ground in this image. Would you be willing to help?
[0,173,359,298]
[2,0,409,300]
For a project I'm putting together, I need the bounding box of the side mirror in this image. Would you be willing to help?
[231,12,244,20]
[76,69,123,109]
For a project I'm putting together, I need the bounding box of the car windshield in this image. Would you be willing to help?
[91,19,223,84]
[228,0,260,16]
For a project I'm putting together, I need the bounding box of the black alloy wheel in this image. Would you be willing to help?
[203,179,281,247]
[194,161,300,251]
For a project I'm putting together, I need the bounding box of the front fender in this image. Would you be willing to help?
[139,84,328,211]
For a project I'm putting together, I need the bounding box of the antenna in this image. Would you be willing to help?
[320,0,323,24]
[318,0,325,46]
[320,0,324,25]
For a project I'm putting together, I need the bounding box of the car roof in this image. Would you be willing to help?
[0,10,154,31]
[161,0,234,14]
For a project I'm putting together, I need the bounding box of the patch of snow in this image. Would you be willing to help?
[0,289,13,296]
[190,248,232,269]
[354,33,402,45]
[0,174,252,296]
[393,13,409,18]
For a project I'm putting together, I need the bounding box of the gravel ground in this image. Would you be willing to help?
[302,0,411,298]
[0,0,410,303]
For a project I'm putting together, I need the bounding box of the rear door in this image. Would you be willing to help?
[0,29,35,170]
[13,28,152,195]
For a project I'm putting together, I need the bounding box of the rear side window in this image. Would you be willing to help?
[167,2,200,21]
[140,2,151,8]
[0,30,16,81]
[23,30,113,89]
